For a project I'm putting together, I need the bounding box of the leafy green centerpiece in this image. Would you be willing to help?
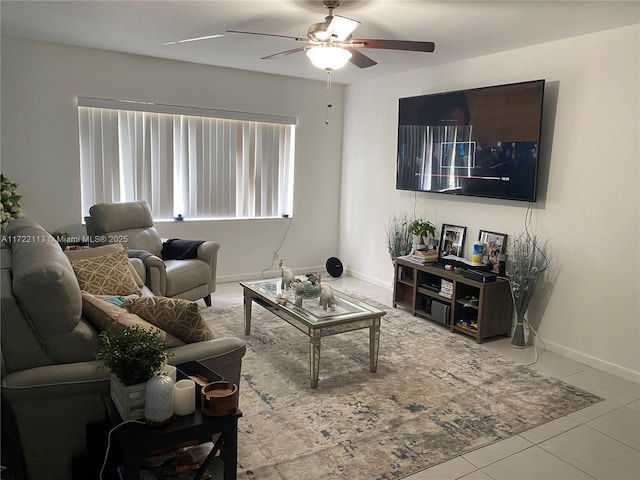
[408,219,437,249]
[95,325,170,386]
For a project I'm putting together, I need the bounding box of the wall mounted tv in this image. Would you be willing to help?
[396,79,545,202]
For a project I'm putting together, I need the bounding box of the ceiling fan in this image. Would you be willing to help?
[226,0,435,71]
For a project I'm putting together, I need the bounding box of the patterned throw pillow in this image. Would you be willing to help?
[110,312,185,348]
[70,249,140,296]
[65,243,144,288]
[81,291,125,330]
[81,292,184,347]
[124,296,213,343]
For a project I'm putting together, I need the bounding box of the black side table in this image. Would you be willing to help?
[103,365,242,480]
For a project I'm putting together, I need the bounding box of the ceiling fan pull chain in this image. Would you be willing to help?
[325,70,333,125]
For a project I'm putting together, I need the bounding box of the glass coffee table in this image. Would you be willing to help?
[240,278,386,388]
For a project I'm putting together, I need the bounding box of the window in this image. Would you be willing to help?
[78,98,296,221]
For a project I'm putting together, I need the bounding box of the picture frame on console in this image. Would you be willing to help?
[439,224,466,258]
[478,230,508,273]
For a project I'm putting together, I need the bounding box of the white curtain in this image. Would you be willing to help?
[78,105,295,220]
[78,108,120,208]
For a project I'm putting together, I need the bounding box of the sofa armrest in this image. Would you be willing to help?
[196,241,220,292]
[168,336,246,388]
[1,360,110,401]
[128,251,167,296]
[129,257,146,283]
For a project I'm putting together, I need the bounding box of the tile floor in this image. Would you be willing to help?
[212,275,640,480]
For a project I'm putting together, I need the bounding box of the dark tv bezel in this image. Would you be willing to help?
[396,79,545,202]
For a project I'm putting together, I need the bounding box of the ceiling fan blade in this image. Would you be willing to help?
[351,39,435,53]
[261,47,308,60]
[162,34,224,45]
[326,15,360,42]
[226,30,306,42]
[344,47,377,68]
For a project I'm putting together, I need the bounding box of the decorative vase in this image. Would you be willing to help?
[511,315,526,348]
[145,373,175,425]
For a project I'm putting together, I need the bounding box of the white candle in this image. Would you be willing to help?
[160,364,177,383]
[173,379,196,415]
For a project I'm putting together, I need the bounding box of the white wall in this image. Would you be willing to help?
[1,38,345,280]
[340,25,640,382]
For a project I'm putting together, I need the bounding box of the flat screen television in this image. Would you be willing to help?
[396,79,545,202]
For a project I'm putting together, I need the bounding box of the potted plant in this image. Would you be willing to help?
[95,324,172,419]
[409,219,437,251]
[1,174,24,230]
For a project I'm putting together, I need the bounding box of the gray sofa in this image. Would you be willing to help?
[0,218,246,480]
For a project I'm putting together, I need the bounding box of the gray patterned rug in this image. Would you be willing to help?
[202,291,601,480]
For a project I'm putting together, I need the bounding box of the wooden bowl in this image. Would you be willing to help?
[200,381,238,417]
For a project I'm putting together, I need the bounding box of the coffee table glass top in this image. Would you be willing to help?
[241,278,385,325]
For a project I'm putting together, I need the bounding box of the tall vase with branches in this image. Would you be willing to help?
[506,233,550,348]
[386,212,414,260]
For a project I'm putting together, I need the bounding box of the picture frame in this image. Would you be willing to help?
[478,230,508,273]
[439,224,467,259]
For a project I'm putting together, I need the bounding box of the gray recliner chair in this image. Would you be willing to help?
[86,201,219,306]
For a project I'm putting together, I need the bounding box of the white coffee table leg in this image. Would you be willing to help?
[309,332,321,388]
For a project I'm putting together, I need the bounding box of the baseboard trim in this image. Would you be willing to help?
[346,268,392,290]
[533,338,640,384]
[217,264,327,284]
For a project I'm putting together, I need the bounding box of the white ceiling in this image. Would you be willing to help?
[2,0,639,84]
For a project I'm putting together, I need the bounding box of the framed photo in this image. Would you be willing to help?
[439,224,467,259]
[478,230,508,272]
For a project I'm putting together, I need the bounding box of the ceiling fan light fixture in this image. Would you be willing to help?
[306,45,352,70]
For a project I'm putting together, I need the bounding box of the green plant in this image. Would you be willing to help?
[408,219,436,241]
[1,174,24,229]
[95,325,171,386]
[386,212,414,260]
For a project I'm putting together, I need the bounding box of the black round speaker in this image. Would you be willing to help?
[326,257,344,278]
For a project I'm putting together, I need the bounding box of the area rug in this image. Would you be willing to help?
[202,291,601,480]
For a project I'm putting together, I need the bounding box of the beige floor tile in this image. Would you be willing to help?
[586,406,640,450]
[539,425,640,479]
[402,456,477,480]
[457,470,494,480]
[562,369,640,405]
[481,342,590,380]
[519,415,581,444]
[627,399,640,413]
[527,350,592,379]
[567,399,625,423]
[462,435,533,469]
[482,445,595,480]
[479,337,534,363]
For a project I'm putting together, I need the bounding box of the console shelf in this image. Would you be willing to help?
[392,257,513,343]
